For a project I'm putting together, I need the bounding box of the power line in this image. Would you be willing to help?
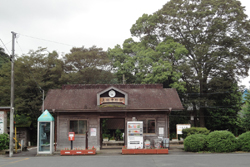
[16,40,24,55]
[0,38,11,55]
[14,37,44,93]
[17,33,75,48]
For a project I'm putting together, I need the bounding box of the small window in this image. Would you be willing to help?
[70,120,87,134]
[139,119,155,134]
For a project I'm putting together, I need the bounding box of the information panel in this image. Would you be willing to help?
[0,111,4,134]
[176,124,191,135]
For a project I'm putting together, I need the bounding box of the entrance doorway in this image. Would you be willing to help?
[100,118,125,149]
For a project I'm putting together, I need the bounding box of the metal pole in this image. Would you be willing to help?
[9,31,16,157]
[85,131,88,150]
[15,126,17,153]
[42,90,44,112]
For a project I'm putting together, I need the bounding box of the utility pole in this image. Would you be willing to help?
[9,31,16,157]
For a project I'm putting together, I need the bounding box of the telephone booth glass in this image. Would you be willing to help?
[39,122,51,151]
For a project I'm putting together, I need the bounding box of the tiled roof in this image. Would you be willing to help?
[44,84,183,112]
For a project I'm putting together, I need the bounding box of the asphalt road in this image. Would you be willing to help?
[1,151,250,167]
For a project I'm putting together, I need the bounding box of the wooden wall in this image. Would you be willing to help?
[56,111,169,150]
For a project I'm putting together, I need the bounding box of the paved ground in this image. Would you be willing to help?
[0,147,250,167]
[1,144,187,157]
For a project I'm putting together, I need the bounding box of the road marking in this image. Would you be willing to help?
[0,158,29,167]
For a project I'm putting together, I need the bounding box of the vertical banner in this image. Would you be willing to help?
[0,111,4,134]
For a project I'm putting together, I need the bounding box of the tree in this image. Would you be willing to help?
[205,75,242,134]
[0,47,9,69]
[62,46,116,84]
[131,0,250,126]
[238,90,250,132]
[108,38,188,91]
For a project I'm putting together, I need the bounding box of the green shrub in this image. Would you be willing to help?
[182,127,210,139]
[0,133,9,151]
[237,131,250,152]
[207,131,236,152]
[184,134,207,152]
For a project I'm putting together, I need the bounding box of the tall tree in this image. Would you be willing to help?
[108,38,188,91]
[62,46,116,84]
[205,74,242,133]
[131,0,250,126]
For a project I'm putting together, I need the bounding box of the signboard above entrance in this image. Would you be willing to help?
[100,97,125,104]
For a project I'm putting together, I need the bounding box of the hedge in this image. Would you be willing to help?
[0,133,9,151]
[184,134,207,152]
[206,131,237,152]
[182,127,210,139]
[237,131,250,152]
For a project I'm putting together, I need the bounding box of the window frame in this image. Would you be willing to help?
[69,119,87,135]
[138,118,156,134]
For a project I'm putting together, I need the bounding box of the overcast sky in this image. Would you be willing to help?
[1,0,250,88]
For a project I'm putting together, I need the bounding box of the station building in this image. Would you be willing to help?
[43,84,183,150]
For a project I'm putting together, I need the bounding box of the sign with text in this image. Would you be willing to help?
[90,128,96,136]
[0,111,4,134]
[176,124,191,135]
[68,132,75,141]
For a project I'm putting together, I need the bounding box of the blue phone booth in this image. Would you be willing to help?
[37,110,54,155]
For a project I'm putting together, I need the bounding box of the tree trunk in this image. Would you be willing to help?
[199,79,206,127]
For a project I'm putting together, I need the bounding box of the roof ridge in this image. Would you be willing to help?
[62,84,163,90]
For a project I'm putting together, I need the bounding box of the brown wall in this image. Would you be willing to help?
[17,128,30,147]
[56,111,169,150]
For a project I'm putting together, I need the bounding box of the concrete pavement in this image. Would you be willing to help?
[1,144,187,157]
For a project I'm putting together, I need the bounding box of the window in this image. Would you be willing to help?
[139,119,155,134]
[70,120,87,134]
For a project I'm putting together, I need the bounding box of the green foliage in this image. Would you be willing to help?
[115,129,123,141]
[0,46,117,145]
[15,114,31,126]
[0,133,9,151]
[101,119,110,139]
[182,127,210,139]
[131,0,250,126]
[205,77,241,134]
[108,38,187,91]
[238,90,250,132]
[63,46,116,84]
[184,134,207,152]
[169,111,190,137]
[0,47,9,69]
[237,131,250,152]
[207,131,237,152]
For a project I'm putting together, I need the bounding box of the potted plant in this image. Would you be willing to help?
[109,136,115,142]
[102,134,109,142]
[115,129,122,141]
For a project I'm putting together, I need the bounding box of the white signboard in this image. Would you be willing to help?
[159,127,164,135]
[0,111,4,134]
[176,124,191,135]
[90,128,96,136]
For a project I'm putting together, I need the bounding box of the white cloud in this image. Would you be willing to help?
[1,0,250,88]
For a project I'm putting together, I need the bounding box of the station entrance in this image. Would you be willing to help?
[100,118,125,149]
